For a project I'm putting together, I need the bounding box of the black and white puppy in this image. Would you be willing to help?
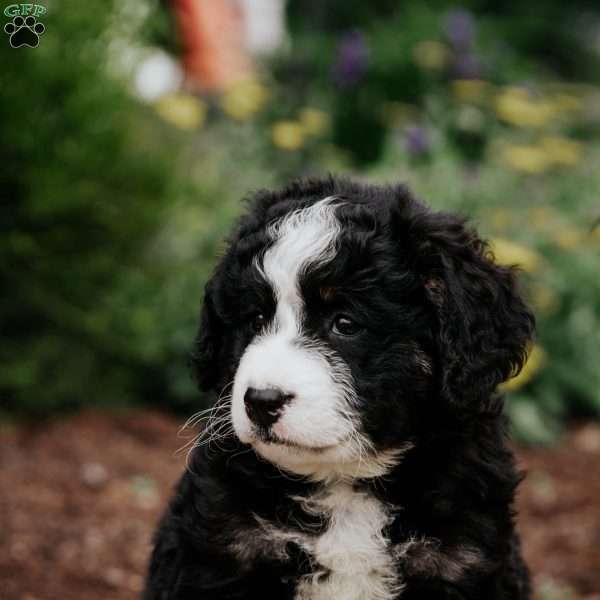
[144,177,534,600]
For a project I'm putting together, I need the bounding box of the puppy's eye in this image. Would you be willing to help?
[251,313,266,333]
[331,315,361,336]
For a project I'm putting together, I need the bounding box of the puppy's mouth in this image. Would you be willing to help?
[252,426,339,452]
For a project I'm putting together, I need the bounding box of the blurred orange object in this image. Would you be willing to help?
[171,0,253,92]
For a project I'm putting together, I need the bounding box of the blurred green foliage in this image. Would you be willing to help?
[1,0,599,443]
[1,0,170,413]
[0,0,223,415]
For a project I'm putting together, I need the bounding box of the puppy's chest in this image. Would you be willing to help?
[237,484,402,600]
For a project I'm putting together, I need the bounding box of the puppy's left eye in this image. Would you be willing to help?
[251,313,266,333]
[331,315,361,336]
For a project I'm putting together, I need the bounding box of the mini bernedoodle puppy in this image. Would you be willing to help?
[144,177,535,600]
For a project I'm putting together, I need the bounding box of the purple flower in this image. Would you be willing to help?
[332,31,369,88]
[444,8,475,50]
[450,52,483,80]
[404,125,430,157]
[444,9,483,79]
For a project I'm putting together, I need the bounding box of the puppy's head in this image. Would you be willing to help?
[192,178,534,480]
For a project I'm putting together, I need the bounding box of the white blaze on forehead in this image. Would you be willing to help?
[258,196,341,327]
[231,197,353,452]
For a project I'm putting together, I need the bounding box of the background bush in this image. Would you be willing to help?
[1,0,599,443]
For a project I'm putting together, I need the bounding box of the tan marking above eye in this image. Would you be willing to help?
[320,286,337,302]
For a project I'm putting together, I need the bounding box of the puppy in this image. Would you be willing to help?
[144,177,534,600]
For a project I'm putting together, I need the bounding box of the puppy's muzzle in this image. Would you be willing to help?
[243,387,293,428]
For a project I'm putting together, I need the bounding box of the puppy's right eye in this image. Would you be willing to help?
[331,314,361,336]
[251,313,266,333]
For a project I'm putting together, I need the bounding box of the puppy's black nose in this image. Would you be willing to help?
[244,387,292,428]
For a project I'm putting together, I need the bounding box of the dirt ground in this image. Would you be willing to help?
[1,411,599,600]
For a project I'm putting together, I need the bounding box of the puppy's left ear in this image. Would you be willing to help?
[190,278,224,392]
[410,210,535,410]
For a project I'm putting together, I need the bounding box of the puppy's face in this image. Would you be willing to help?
[193,182,534,480]
[226,198,432,478]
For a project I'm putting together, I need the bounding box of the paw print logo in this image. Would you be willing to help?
[4,15,45,48]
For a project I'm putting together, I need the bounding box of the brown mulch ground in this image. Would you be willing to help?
[1,411,599,600]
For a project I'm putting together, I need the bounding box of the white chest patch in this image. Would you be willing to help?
[237,483,402,600]
[294,484,401,600]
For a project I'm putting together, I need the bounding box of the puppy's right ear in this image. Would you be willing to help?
[190,279,223,392]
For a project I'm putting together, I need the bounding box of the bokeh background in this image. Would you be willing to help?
[1,1,599,599]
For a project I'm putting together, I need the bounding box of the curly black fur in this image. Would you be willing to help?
[144,176,534,600]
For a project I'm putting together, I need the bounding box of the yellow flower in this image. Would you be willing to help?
[271,120,305,151]
[553,92,582,113]
[452,79,492,104]
[488,209,512,231]
[495,87,555,128]
[540,136,584,167]
[553,226,585,250]
[220,78,269,121]
[500,144,549,174]
[489,238,542,272]
[155,94,206,130]
[499,345,546,392]
[528,283,560,315]
[298,108,330,136]
[412,40,447,70]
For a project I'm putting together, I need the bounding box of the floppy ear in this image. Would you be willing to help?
[190,279,224,392]
[412,211,535,410]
